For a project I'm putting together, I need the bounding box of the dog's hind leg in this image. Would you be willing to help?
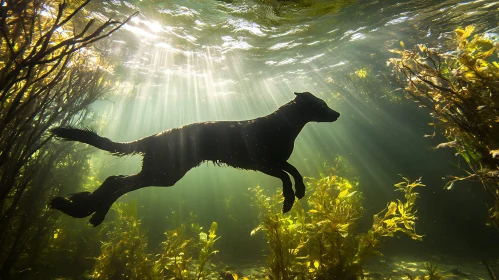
[51,173,147,226]
[89,170,189,226]
[88,173,149,226]
[257,166,295,213]
[281,162,306,199]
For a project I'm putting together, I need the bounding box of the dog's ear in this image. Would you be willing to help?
[294,92,312,98]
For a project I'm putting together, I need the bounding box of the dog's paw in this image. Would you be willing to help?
[89,211,106,227]
[295,183,305,199]
[50,192,95,218]
[282,196,295,213]
[89,200,113,227]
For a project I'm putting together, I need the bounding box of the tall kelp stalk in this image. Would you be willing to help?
[388,26,499,229]
[0,0,135,277]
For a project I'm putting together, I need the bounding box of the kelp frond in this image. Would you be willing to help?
[250,158,423,279]
[388,25,499,229]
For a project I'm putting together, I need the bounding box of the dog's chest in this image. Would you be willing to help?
[228,128,296,161]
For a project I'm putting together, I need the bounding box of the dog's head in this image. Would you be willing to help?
[293,92,340,122]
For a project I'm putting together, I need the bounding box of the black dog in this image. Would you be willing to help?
[51,92,340,226]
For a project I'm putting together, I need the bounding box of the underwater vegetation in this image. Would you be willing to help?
[196,222,221,279]
[250,158,423,279]
[0,0,134,277]
[388,25,499,229]
[2,145,104,280]
[91,201,153,279]
[406,262,445,280]
[482,258,499,280]
[91,202,221,280]
[422,262,444,280]
[153,224,194,280]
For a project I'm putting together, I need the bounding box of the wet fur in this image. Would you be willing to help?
[50,92,340,226]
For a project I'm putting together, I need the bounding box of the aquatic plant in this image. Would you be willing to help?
[250,186,309,279]
[91,202,155,280]
[155,220,220,280]
[154,224,194,280]
[406,262,446,280]
[28,156,102,279]
[482,258,499,280]
[91,201,221,280]
[219,272,250,280]
[355,67,369,78]
[423,262,444,280]
[196,221,221,279]
[0,0,135,276]
[355,176,424,263]
[1,143,103,279]
[305,170,364,279]
[309,174,423,279]
[388,25,499,229]
[251,158,423,279]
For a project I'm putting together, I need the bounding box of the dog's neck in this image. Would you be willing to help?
[266,99,309,137]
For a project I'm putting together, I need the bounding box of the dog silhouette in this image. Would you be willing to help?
[51,92,340,226]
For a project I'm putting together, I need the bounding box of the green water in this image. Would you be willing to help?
[90,0,499,251]
[2,0,499,278]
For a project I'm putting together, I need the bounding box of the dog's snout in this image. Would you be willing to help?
[330,110,340,121]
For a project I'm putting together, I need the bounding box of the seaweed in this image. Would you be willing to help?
[305,168,364,278]
[153,223,195,280]
[406,262,446,280]
[0,1,135,276]
[90,202,155,280]
[250,158,423,279]
[153,219,220,280]
[90,201,221,279]
[388,25,499,229]
[250,186,308,279]
[423,262,444,280]
[356,176,424,263]
[482,258,499,280]
[18,147,102,279]
[196,221,221,279]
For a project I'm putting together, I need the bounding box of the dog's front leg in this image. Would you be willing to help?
[257,166,295,213]
[281,162,305,199]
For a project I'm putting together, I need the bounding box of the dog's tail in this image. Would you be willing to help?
[51,127,140,156]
